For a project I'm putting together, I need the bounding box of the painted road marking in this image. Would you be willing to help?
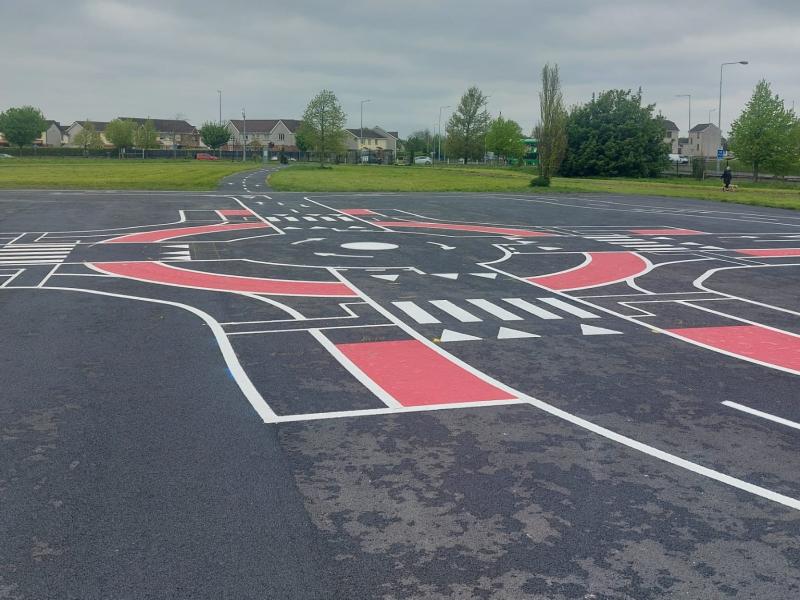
[0,242,76,264]
[470,272,498,279]
[735,248,800,257]
[630,228,707,236]
[392,301,440,324]
[430,300,482,322]
[103,222,270,243]
[466,298,524,321]
[373,220,553,237]
[538,297,601,319]
[528,252,649,291]
[497,327,540,339]
[439,329,482,342]
[284,216,299,222]
[581,324,623,336]
[321,216,336,221]
[302,216,318,221]
[502,298,563,319]
[722,401,800,431]
[335,339,515,406]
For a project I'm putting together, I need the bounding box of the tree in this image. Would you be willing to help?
[560,89,668,177]
[0,106,46,152]
[105,119,136,151]
[73,121,104,154]
[298,90,347,166]
[295,127,311,153]
[729,79,799,180]
[134,119,159,157]
[485,116,525,163]
[534,63,567,178]
[445,86,491,164]
[403,129,430,162]
[199,122,230,155]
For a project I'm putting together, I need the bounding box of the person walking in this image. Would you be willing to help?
[721,166,733,190]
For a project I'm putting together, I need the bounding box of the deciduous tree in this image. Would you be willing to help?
[199,122,230,154]
[134,119,159,157]
[73,121,104,154]
[445,86,491,164]
[534,63,567,179]
[485,116,525,163]
[105,119,136,150]
[561,89,667,177]
[298,90,347,166]
[0,106,46,152]
[729,79,799,180]
[402,129,430,162]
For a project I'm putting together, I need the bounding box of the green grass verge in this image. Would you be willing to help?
[0,158,262,190]
[269,164,800,210]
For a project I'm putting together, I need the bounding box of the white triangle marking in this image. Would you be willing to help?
[581,324,623,336]
[538,246,562,251]
[470,272,498,279]
[440,329,481,342]
[166,244,189,249]
[432,273,459,280]
[497,327,540,340]
[701,246,724,250]
[371,274,399,282]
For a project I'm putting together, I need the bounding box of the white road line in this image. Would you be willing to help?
[284,216,299,222]
[538,297,601,319]
[392,301,441,324]
[321,216,336,222]
[430,300,482,322]
[503,298,563,319]
[302,216,318,221]
[466,298,523,321]
[338,216,354,221]
[722,401,800,431]
[328,271,800,512]
[265,217,280,222]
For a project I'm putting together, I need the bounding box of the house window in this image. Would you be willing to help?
[278,133,285,141]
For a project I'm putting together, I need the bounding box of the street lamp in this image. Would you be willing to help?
[360,99,371,148]
[242,108,246,162]
[675,94,691,135]
[708,108,717,123]
[718,61,748,134]
[437,105,450,162]
[217,90,222,125]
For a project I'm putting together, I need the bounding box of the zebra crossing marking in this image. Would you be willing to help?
[429,300,481,322]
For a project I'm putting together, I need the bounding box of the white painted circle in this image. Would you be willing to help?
[340,242,398,251]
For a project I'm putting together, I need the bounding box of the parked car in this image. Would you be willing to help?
[668,153,688,164]
[414,156,432,165]
[0,153,14,159]
[196,153,219,160]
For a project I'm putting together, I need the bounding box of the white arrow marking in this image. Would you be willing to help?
[291,238,325,245]
[431,273,459,280]
[470,272,498,279]
[580,324,623,336]
[497,327,540,340]
[439,329,481,342]
[426,242,456,250]
[371,274,399,282]
[538,246,562,251]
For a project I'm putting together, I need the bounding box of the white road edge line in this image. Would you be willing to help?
[721,401,800,431]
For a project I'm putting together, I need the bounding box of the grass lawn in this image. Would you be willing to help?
[0,158,262,190]
[270,164,800,210]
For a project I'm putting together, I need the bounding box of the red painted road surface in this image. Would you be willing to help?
[373,221,553,237]
[668,324,800,373]
[103,222,270,243]
[735,248,800,258]
[527,251,649,291]
[629,229,707,236]
[336,339,517,407]
[91,261,357,297]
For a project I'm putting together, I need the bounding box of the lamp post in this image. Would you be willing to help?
[437,105,450,163]
[217,90,222,125]
[718,61,748,134]
[708,108,717,123]
[360,99,371,149]
[242,108,246,162]
[675,94,691,136]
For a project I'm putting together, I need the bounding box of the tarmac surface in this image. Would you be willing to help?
[2,173,800,599]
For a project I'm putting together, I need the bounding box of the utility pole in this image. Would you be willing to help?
[718,60,748,169]
[217,90,222,124]
[438,105,450,163]
[242,108,246,162]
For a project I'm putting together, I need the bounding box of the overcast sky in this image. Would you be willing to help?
[1,1,798,138]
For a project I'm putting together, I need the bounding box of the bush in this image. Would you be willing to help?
[530,175,551,187]
[691,157,705,180]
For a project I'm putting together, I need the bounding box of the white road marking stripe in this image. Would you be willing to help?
[302,216,318,221]
[466,298,523,321]
[265,217,280,222]
[538,297,601,319]
[392,301,441,324]
[722,401,800,431]
[284,216,299,221]
[429,300,482,322]
[502,298,562,319]
[321,216,336,221]
[338,216,353,221]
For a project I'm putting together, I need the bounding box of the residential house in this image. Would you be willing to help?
[225,119,302,151]
[0,120,66,147]
[65,121,111,147]
[343,126,399,153]
[685,123,722,158]
[119,118,201,148]
[677,137,689,155]
[662,119,679,154]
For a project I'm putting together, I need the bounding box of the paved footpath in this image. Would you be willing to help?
[2,178,799,599]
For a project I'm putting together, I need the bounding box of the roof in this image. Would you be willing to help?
[279,119,302,133]
[228,119,302,134]
[689,123,717,133]
[662,119,679,131]
[70,120,109,132]
[119,118,196,133]
[346,128,387,139]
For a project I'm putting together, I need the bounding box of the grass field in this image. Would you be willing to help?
[270,164,800,210]
[0,158,261,190]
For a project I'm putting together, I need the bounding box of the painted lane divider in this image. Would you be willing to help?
[103,222,270,244]
[439,329,482,342]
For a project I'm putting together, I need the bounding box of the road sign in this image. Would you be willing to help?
[717,148,724,160]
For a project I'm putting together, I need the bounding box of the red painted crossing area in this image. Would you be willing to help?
[668,324,800,374]
[104,222,270,243]
[336,339,516,406]
[373,220,552,237]
[91,261,357,297]
[527,251,649,291]
[735,248,800,258]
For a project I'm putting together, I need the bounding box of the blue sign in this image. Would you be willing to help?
[717,148,724,160]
